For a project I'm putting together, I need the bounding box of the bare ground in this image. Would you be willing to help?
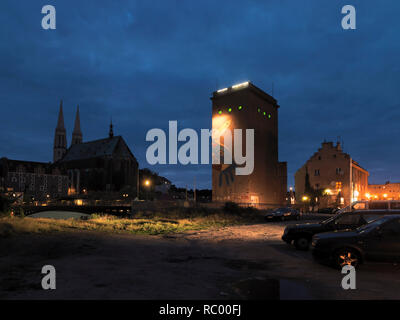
[1,221,400,300]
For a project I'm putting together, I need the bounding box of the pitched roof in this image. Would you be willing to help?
[60,136,131,162]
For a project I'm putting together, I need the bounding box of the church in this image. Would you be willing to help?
[0,101,139,201]
[54,101,139,197]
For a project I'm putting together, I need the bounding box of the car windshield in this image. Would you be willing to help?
[356,217,390,234]
[321,213,341,225]
[274,208,288,213]
[336,205,350,214]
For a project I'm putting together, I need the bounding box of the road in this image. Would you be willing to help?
[1,220,400,299]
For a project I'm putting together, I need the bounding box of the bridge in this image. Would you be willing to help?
[19,205,132,217]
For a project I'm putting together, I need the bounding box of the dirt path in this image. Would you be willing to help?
[1,222,400,299]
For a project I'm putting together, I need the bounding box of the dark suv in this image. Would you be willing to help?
[282,200,400,250]
[312,215,400,268]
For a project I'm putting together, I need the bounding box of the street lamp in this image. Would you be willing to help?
[144,180,151,201]
[302,195,310,214]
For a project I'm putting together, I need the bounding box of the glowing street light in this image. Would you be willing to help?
[144,180,151,201]
[302,196,309,202]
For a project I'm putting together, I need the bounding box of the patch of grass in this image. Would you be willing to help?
[0,206,264,237]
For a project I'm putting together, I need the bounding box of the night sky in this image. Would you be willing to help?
[1,1,399,189]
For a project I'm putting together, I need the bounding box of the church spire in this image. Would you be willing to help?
[71,105,83,145]
[109,117,114,138]
[53,100,67,162]
[57,100,65,129]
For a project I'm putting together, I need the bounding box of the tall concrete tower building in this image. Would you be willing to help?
[211,82,287,207]
[71,105,83,145]
[53,100,67,163]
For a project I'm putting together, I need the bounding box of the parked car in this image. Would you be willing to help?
[265,207,301,221]
[312,215,400,268]
[282,200,400,250]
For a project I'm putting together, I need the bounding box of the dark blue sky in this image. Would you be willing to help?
[1,1,399,189]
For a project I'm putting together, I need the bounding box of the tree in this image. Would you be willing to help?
[304,167,323,212]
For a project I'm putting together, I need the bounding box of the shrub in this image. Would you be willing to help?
[0,195,12,216]
[223,202,242,215]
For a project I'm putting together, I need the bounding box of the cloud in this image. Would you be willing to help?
[1,0,399,188]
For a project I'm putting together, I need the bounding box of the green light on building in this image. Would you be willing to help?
[263,111,266,116]
[228,108,232,112]
[268,114,271,119]
[238,105,243,110]
[258,108,261,113]
[218,110,222,115]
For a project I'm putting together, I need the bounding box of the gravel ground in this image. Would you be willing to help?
[1,219,400,300]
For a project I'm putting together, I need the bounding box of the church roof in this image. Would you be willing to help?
[60,136,134,162]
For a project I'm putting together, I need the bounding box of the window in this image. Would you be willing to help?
[333,154,337,158]
[336,182,342,190]
[336,168,342,175]
[390,202,400,209]
[318,156,321,160]
[369,202,389,210]
[314,169,320,176]
[352,203,366,210]
[335,214,362,225]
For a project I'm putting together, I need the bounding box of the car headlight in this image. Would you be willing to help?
[311,236,319,247]
[311,239,317,247]
[284,212,291,216]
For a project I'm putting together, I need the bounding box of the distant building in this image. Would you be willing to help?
[1,101,139,200]
[154,177,171,194]
[0,158,68,200]
[295,141,369,207]
[53,105,139,196]
[368,181,400,200]
[211,82,287,207]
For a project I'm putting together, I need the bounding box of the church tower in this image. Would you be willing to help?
[53,100,67,163]
[109,118,114,138]
[71,105,83,145]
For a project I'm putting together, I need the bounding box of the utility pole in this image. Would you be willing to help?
[349,157,353,205]
[194,177,196,203]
